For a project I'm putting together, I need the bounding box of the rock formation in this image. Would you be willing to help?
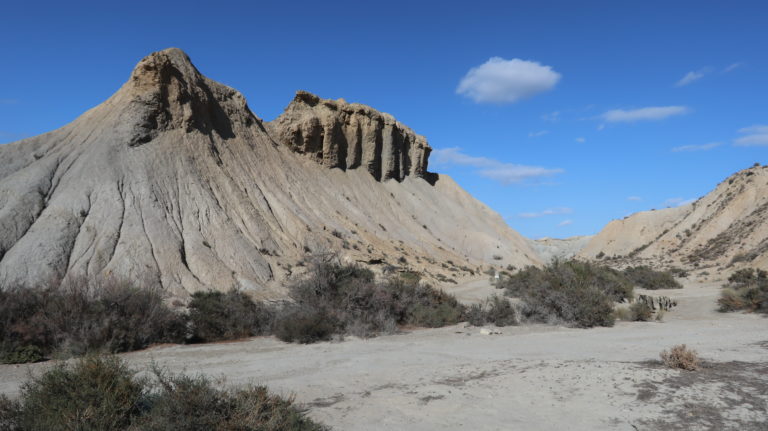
[579,164,768,272]
[0,48,540,298]
[267,91,432,182]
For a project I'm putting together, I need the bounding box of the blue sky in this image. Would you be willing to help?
[1,1,766,238]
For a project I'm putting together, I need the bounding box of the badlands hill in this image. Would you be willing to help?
[0,48,539,298]
[579,164,768,271]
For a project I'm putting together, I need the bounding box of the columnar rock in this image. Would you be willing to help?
[0,48,540,298]
[267,91,432,181]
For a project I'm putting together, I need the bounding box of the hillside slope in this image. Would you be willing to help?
[0,48,539,298]
[579,164,768,272]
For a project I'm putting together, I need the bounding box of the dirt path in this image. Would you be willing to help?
[2,281,766,430]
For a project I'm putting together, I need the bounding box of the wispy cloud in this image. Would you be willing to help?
[734,125,768,147]
[664,197,695,207]
[456,57,561,104]
[672,142,722,152]
[575,137,585,143]
[431,147,563,184]
[0,99,17,105]
[541,111,560,122]
[627,196,642,201]
[528,130,549,138]
[675,68,710,87]
[557,219,573,227]
[600,106,689,123]
[518,207,573,218]
[723,63,743,73]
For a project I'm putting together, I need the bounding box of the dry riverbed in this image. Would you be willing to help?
[1,281,766,430]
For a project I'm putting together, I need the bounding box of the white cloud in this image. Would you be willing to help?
[664,197,695,207]
[541,111,560,122]
[723,63,742,73]
[557,219,573,227]
[627,196,642,201]
[456,57,561,104]
[575,137,585,143]
[431,147,563,184]
[734,125,768,147]
[518,207,573,218]
[672,142,722,152]
[675,68,709,87]
[600,106,689,123]
[597,124,605,131]
[528,130,549,138]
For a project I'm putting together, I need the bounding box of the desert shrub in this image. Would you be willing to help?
[660,344,700,371]
[623,266,682,290]
[628,302,653,321]
[279,258,465,342]
[274,307,338,344]
[718,268,768,313]
[136,367,327,431]
[10,355,146,430]
[466,296,518,327]
[187,290,274,343]
[499,260,630,328]
[0,278,186,363]
[0,355,327,431]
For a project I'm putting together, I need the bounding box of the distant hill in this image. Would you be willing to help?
[579,164,768,272]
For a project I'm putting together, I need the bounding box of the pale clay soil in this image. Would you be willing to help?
[1,279,766,430]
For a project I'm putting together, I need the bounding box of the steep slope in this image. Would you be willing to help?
[579,164,768,271]
[527,236,593,263]
[0,48,539,298]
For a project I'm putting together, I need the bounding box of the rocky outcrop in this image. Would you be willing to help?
[267,91,432,181]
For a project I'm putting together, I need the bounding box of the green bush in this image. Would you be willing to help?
[188,290,274,343]
[279,258,465,342]
[0,355,328,431]
[466,296,518,327]
[719,268,768,313]
[629,302,653,321]
[498,260,629,328]
[0,278,186,363]
[623,266,682,290]
[274,308,338,344]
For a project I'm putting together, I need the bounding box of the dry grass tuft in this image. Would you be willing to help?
[660,344,700,371]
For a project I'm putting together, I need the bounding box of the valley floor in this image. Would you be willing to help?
[1,281,766,430]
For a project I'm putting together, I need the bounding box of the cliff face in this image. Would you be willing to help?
[267,91,431,182]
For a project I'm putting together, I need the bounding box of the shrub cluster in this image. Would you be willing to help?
[498,260,634,328]
[466,295,518,327]
[187,290,274,343]
[0,355,327,431]
[622,266,683,290]
[0,278,185,364]
[717,268,768,313]
[276,259,465,342]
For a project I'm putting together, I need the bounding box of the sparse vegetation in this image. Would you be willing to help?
[717,268,768,313]
[466,295,518,327]
[0,355,327,430]
[623,266,683,290]
[275,257,465,341]
[498,260,634,328]
[187,290,274,343]
[660,344,700,371]
[0,278,186,364]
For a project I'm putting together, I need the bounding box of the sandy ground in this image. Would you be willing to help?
[1,280,766,430]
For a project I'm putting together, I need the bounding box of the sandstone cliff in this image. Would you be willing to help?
[267,91,432,182]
